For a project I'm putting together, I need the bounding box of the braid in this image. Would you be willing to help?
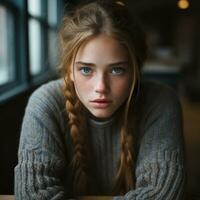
[113,125,136,194]
[63,76,90,195]
[58,1,146,195]
[113,84,139,194]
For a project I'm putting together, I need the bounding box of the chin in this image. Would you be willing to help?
[91,110,113,120]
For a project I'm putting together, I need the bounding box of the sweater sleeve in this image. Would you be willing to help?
[14,82,69,200]
[113,83,186,200]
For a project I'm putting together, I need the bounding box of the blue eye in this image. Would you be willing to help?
[111,67,125,75]
[80,67,92,75]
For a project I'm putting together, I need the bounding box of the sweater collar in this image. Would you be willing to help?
[88,115,116,128]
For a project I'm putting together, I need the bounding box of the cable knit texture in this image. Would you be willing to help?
[15,79,186,200]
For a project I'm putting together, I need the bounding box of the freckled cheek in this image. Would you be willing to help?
[74,77,93,96]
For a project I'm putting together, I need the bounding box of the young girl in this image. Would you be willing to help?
[15,1,186,199]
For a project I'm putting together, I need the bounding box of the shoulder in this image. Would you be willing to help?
[26,78,66,117]
[138,80,182,116]
[136,81,185,163]
[136,80,183,146]
[30,78,64,101]
[19,79,68,152]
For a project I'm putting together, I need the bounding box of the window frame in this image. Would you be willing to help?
[0,0,64,104]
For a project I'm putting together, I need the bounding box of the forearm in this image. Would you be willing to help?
[112,150,185,200]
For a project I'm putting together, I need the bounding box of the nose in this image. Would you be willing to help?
[94,73,109,94]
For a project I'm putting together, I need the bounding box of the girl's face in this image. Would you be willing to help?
[71,34,132,119]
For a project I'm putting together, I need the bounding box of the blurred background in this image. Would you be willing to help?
[0,0,199,199]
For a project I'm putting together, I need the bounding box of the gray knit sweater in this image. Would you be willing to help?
[15,79,186,200]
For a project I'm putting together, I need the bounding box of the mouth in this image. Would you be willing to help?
[90,99,112,108]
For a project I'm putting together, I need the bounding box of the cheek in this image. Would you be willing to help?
[113,78,132,96]
[74,77,92,96]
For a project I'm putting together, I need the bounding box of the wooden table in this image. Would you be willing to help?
[0,196,14,200]
[0,195,112,200]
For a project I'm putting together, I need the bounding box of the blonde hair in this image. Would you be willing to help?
[59,1,147,196]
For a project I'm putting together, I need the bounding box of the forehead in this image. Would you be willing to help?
[75,34,129,64]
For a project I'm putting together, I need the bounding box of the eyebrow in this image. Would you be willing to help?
[75,61,129,67]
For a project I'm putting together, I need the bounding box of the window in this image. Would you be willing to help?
[47,0,59,69]
[0,0,63,102]
[28,0,44,76]
[0,5,15,86]
[48,0,58,26]
[28,0,42,17]
[48,30,58,69]
[28,19,42,75]
[28,0,59,76]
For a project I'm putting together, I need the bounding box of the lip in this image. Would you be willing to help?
[91,99,111,102]
[90,99,112,108]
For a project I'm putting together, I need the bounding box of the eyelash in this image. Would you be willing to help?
[78,66,126,76]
